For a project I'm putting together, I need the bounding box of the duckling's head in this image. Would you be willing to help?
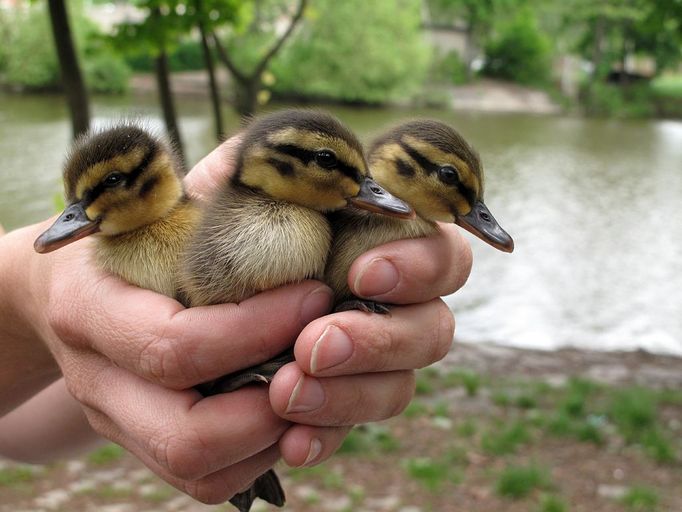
[233,109,412,217]
[35,124,184,253]
[369,120,513,252]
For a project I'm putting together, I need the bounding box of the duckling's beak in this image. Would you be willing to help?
[34,202,100,254]
[349,177,415,219]
[456,201,514,253]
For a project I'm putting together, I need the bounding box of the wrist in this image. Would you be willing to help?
[0,221,62,416]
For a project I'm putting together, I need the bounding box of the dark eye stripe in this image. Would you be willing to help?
[267,158,295,176]
[267,143,362,183]
[82,145,156,207]
[395,158,416,177]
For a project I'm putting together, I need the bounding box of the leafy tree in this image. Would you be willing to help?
[270,0,430,104]
[483,10,552,86]
[211,0,308,117]
[47,0,90,138]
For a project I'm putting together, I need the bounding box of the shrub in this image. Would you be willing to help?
[270,0,430,104]
[483,12,551,86]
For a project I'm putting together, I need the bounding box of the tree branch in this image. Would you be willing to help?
[211,31,248,84]
[252,0,307,78]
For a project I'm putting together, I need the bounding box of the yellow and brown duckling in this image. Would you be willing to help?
[177,109,411,512]
[325,119,514,313]
[34,123,199,299]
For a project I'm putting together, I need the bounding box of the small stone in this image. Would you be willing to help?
[431,417,453,430]
[69,479,97,493]
[613,468,625,480]
[398,507,422,512]
[66,460,86,475]
[366,495,400,510]
[92,467,126,483]
[325,495,352,511]
[129,468,155,482]
[34,489,71,510]
[598,484,627,499]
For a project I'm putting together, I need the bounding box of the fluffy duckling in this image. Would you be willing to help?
[325,119,514,313]
[178,109,411,512]
[34,123,199,300]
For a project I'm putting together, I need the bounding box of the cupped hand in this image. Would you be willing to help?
[271,225,472,467]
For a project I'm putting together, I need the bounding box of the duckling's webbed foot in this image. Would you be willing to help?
[334,299,391,315]
[229,469,285,512]
[198,349,295,396]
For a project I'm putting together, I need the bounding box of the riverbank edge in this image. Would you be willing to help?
[444,340,682,389]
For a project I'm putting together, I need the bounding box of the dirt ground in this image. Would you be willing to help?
[1,342,680,512]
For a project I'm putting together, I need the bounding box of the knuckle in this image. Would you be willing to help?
[138,329,198,389]
[151,430,210,481]
[431,302,455,364]
[47,300,83,348]
[387,371,416,418]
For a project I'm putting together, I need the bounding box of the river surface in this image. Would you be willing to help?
[1,92,680,355]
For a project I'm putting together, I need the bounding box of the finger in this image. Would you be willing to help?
[270,363,415,426]
[66,355,289,482]
[348,224,473,304]
[185,134,243,201]
[294,299,454,377]
[47,248,332,388]
[278,424,352,468]
[86,408,282,506]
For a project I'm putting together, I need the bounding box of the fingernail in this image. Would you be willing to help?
[303,438,323,466]
[310,325,354,374]
[301,286,333,325]
[286,375,325,414]
[353,257,399,298]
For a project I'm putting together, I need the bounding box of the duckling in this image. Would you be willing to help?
[325,119,514,313]
[178,109,411,512]
[34,123,199,301]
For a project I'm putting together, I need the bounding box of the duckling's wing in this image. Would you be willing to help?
[229,469,285,511]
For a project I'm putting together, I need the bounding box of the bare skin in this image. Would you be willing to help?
[0,137,472,504]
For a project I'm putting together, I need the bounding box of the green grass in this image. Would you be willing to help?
[403,456,460,492]
[481,421,530,455]
[495,463,551,499]
[621,485,660,511]
[538,494,568,512]
[641,429,676,463]
[651,74,682,99]
[337,425,400,454]
[403,399,429,418]
[87,443,126,465]
[0,466,34,486]
[610,387,658,439]
[456,419,477,438]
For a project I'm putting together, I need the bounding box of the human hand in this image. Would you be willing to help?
[190,136,474,468]
[12,137,332,503]
[269,226,472,466]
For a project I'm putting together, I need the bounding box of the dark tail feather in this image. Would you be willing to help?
[229,469,285,512]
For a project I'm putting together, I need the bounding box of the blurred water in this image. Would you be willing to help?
[0,93,680,355]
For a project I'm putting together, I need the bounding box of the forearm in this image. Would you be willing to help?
[0,379,103,463]
[0,222,62,417]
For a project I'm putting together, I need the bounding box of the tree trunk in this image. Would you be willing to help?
[234,81,260,119]
[154,49,186,169]
[197,4,224,140]
[47,0,90,139]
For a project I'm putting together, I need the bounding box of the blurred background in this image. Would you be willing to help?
[1,1,681,511]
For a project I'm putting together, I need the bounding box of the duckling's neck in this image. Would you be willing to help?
[325,208,438,304]
[179,185,332,307]
[95,195,201,299]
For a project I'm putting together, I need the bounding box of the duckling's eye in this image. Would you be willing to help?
[103,172,124,187]
[438,166,459,186]
[315,150,338,169]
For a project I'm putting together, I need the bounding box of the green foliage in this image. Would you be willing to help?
[495,463,551,499]
[481,421,530,455]
[430,50,469,85]
[126,38,205,72]
[538,494,569,512]
[338,425,400,454]
[270,0,430,104]
[403,455,462,491]
[1,8,60,89]
[609,387,657,440]
[0,466,34,486]
[483,11,552,86]
[0,5,130,93]
[87,443,126,465]
[621,485,660,511]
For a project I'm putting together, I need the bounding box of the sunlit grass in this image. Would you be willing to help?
[621,485,660,511]
[87,443,126,465]
[496,463,551,499]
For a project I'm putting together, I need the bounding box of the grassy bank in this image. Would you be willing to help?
[1,344,681,511]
